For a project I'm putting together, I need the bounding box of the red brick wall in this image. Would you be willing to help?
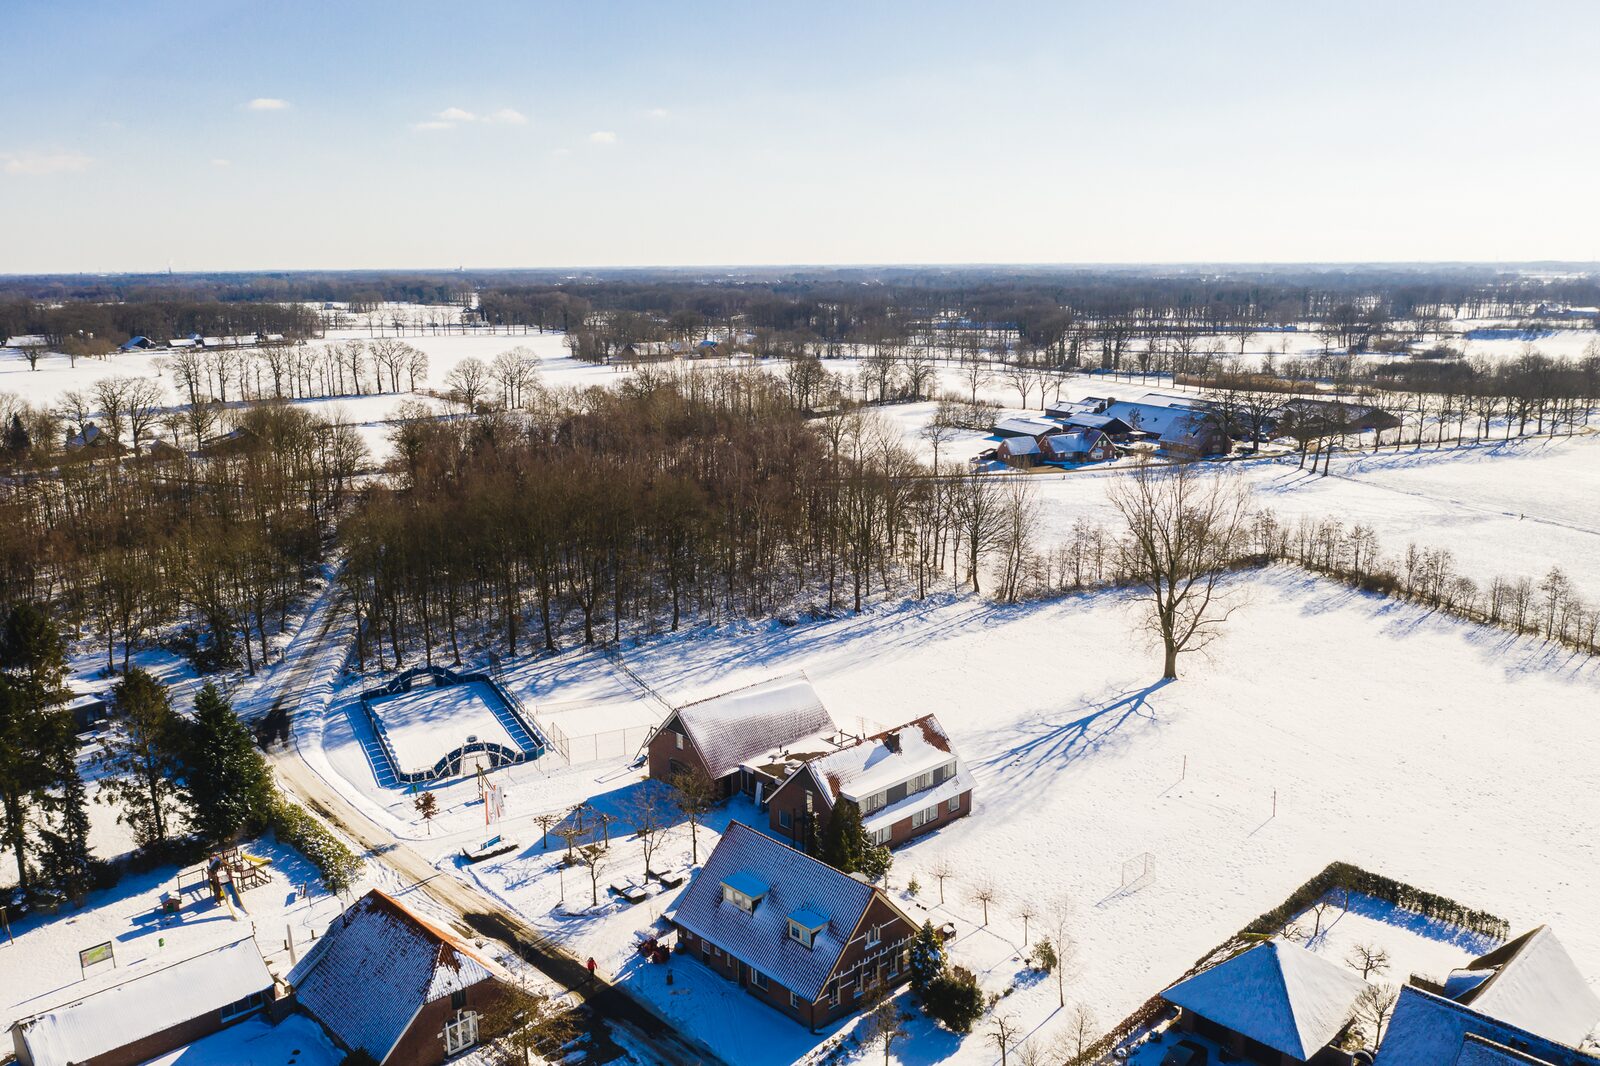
[766,776,827,848]
[646,718,711,788]
[882,788,972,847]
[383,977,501,1066]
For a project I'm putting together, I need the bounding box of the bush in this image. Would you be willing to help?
[269,795,363,896]
[1030,936,1058,973]
[922,966,984,1033]
[908,921,945,995]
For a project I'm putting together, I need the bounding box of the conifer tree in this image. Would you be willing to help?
[909,920,946,995]
[37,752,94,901]
[183,682,274,846]
[819,800,867,873]
[98,668,190,848]
[0,603,73,899]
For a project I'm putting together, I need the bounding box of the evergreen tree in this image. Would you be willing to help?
[923,965,985,1033]
[0,603,73,899]
[819,800,867,873]
[3,413,30,456]
[98,668,191,848]
[909,920,946,995]
[183,683,274,846]
[37,752,95,901]
[860,842,893,885]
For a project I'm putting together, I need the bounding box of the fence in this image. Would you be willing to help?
[535,716,655,767]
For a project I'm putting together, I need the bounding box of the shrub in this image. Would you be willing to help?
[908,921,945,994]
[923,966,984,1033]
[1030,936,1058,973]
[269,795,363,896]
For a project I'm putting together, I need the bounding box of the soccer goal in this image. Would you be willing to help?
[1120,851,1156,891]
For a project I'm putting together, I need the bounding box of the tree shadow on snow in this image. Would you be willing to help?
[975,679,1172,792]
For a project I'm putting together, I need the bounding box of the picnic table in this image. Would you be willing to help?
[609,877,651,904]
[648,865,689,888]
[461,835,519,864]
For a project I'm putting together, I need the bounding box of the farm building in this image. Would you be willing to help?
[1103,396,1232,456]
[1276,398,1400,436]
[1056,411,1136,436]
[991,415,1062,439]
[669,822,917,1031]
[766,713,973,851]
[1378,925,1600,1064]
[644,673,844,799]
[1040,427,1116,463]
[288,889,511,1066]
[1160,940,1366,1066]
[995,435,1042,467]
[9,936,276,1066]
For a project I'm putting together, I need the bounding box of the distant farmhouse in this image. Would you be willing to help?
[983,391,1234,468]
[670,822,917,1031]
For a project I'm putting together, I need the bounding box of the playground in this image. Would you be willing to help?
[360,666,548,786]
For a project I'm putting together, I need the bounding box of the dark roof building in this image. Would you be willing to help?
[288,889,510,1066]
[670,822,916,1030]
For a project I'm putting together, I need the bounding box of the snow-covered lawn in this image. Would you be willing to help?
[141,1013,341,1066]
[305,565,1600,1065]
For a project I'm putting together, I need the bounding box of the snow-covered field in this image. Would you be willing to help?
[288,564,1600,1065]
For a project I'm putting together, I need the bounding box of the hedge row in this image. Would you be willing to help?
[269,794,364,896]
[1246,861,1509,943]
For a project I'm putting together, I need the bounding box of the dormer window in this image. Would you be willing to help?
[720,871,769,914]
[787,908,828,949]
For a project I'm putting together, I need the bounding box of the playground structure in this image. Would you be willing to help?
[166,848,276,922]
[361,665,549,785]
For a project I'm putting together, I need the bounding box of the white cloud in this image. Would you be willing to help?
[438,107,478,123]
[489,108,527,125]
[416,106,526,132]
[210,158,231,167]
[588,130,618,145]
[246,97,290,111]
[2,151,94,176]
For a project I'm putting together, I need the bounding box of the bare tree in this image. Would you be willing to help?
[1045,897,1078,1008]
[929,855,954,905]
[1066,1002,1099,1059]
[1017,901,1037,946]
[970,879,998,925]
[990,1012,1020,1066]
[1108,459,1252,679]
[865,994,905,1066]
[1346,942,1391,981]
[576,843,607,908]
[533,811,561,851]
[1356,984,1400,1044]
[445,357,492,412]
[921,418,958,470]
[671,767,716,864]
[627,787,670,878]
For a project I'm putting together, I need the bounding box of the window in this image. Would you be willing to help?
[450,989,467,1011]
[751,969,769,990]
[701,939,710,958]
[866,924,881,947]
[911,804,940,829]
[723,886,759,913]
[830,981,841,1006]
[870,826,892,846]
[912,772,932,792]
[219,990,266,1023]
[778,809,792,830]
[443,1011,480,1056]
[674,731,684,750]
[948,795,960,813]
[862,792,885,813]
[790,990,802,1009]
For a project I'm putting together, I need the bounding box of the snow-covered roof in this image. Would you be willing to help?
[288,889,509,1063]
[1041,428,1108,456]
[667,674,837,781]
[993,416,1060,438]
[1162,941,1366,1060]
[1058,412,1126,430]
[1443,926,1600,1047]
[800,714,958,806]
[1377,985,1600,1066]
[1102,399,1215,440]
[1000,435,1041,455]
[861,768,976,836]
[672,822,894,1002]
[11,936,273,1066]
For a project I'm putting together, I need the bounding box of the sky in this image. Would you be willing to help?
[3,0,1599,273]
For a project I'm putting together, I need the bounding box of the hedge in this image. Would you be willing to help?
[269,794,364,896]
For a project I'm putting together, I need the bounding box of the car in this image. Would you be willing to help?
[1160,1040,1209,1066]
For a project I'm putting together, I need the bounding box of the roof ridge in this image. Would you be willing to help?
[674,669,813,715]
[722,821,874,893]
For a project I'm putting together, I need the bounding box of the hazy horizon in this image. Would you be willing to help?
[5,0,1599,273]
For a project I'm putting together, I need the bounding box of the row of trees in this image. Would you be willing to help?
[159,338,431,406]
[0,402,365,674]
